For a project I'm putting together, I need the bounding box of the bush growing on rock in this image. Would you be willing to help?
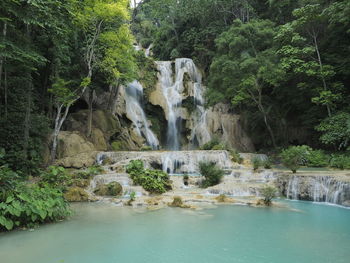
[329,154,350,170]
[126,160,172,194]
[252,157,261,171]
[260,185,277,206]
[200,137,221,150]
[306,150,329,167]
[229,149,243,164]
[280,145,311,173]
[262,158,272,169]
[141,145,152,151]
[199,162,224,187]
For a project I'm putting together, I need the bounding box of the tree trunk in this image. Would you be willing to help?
[23,89,32,157]
[313,33,331,117]
[50,103,71,163]
[0,22,7,118]
[4,68,8,119]
[87,89,93,138]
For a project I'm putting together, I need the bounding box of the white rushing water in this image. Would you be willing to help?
[96,150,233,175]
[124,80,159,149]
[156,58,211,150]
[286,175,350,205]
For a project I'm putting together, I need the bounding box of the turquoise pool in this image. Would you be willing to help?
[0,201,349,263]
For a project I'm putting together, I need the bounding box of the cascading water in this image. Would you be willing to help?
[156,58,211,150]
[284,175,350,206]
[124,80,159,149]
[156,61,181,150]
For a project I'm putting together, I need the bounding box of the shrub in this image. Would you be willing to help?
[127,191,136,206]
[216,194,228,203]
[212,143,226,150]
[252,157,261,171]
[280,145,311,173]
[230,149,243,164]
[40,166,71,189]
[169,196,183,207]
[111,141,124,151]
[126,160,172,194]
[306,150,329,167]
[141,145,152,151]
[260,185,277,206]
[201,137,221,150]
[262,158,272,169]
[329,154,350,170]
[0,184,70,231]
[126,160,144,175]
[199,162,224,187]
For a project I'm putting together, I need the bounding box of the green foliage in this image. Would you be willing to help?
[280,145,311,173]
[140,145,152,151]
[306,150,329,168]
[329,154,350,170]
[135,51,158,99]
[0,183,70,231]
[199,162,224,188]
[260,185,277,206]
[316,112,350,150]
[262,158,272,169]
[40,166,70,189]
[169,196,184,207]
[200,137,221,150]
[111,141,124,151]
[126,160,172,194]
[230,149,243,164]
[252,158,262,171]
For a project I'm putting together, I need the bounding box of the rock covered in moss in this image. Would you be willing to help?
[64,187,89,202]
[94,182,123,196]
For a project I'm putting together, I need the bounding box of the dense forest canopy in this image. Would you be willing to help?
[0,0,349,177]
[132,0,350,150]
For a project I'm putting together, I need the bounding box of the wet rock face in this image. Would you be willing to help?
[276,174,350,206]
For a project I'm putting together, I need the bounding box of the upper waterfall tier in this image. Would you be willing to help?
[124,80,159,149]
[156,58,211,150]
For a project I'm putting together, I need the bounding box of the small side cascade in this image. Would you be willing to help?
[124,80,159,149]
[88,173,144,198]
[285,175,350,206]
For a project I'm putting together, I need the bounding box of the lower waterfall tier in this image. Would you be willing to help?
[94,150,350,207]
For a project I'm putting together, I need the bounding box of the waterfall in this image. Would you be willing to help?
[285,175,350,206]
[124,80,159,149]
[96,150,233,175]
[156,58,211,150]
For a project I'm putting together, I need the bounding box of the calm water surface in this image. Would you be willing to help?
[0,201,349,263]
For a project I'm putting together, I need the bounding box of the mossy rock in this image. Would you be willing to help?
[64,187,89,202]
[169,196,190,208]
[94,182,123,196]
[72,178,91,188]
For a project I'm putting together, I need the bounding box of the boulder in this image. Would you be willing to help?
[64,187,89,202]
[55,152,98,168]
[94,182,123,196]
[57,131,96,159]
